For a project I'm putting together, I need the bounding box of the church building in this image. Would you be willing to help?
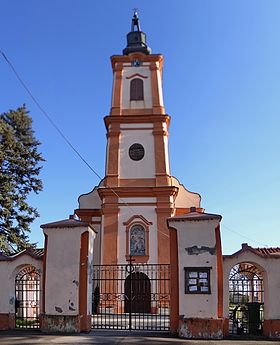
[0,12,280,340]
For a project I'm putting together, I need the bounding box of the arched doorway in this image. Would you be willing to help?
[15,265,41,329]
[124,272,151,313]
[229,263,264,336]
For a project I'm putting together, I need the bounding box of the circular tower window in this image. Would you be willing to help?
[128,143,145,161]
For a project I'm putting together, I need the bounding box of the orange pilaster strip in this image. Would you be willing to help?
[150,62,161,109]
[102,206,119,264]
[42,233,48,314]
[156,208,173,264]
[215,224,223,318]
[106,124,120,186]
[169,227,179,333]
[79,231,90,332]
[111,64,123,115]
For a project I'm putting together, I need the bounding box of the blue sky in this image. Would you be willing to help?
[1,1,279,254]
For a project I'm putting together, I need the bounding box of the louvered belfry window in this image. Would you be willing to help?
[130,78,144,100]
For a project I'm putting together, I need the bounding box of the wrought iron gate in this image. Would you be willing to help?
[15,266,41,329]
[229,263,264,336]
[92,263,170,330]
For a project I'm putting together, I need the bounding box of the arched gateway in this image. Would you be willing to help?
[15,265,41,329]
[229,263,264,336]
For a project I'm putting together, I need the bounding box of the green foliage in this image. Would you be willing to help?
[0,106,44,254]
[16,318,39,327]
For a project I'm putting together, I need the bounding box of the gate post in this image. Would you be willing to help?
[167,209,225,339]
[169,227,179,334]
[41,217,96,333]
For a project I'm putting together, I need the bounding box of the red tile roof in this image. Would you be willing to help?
[0,247,44,261]
[41,217,98,232]
[41,218,91,229]
[224,243,280,258]
[254,247,280,256]
[168,211,222,222]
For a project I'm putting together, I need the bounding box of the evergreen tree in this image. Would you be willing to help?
[0,106,44,254]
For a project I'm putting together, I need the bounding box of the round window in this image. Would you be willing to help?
[128,143,145,161]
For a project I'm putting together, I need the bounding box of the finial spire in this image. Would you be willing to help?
[131,9,141,32]
[123,11,151,55]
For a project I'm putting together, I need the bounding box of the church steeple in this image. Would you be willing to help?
[76,12,201,269]
[123,10,151,55]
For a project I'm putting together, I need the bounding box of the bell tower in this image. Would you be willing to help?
[105,11,171,189]
[100,11,176,266]
[76,12,201,266]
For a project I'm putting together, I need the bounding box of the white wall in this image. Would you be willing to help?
[171,177,201,208]
[119,129,156,179]
[44,227,80,315]
[163,134,170,176]
[43,225,95,316]
[156,65,164,106]
[170,218,220,319]
[78,187,102,209]
[121,64,152,109]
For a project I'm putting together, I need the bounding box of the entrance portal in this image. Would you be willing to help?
[15,265,41,329]
[229,263,264,336]
[124,272,151,313]
[92,263,170,330]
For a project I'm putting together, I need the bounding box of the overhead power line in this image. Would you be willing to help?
[1,50,103,182]
[0,50,151,229]
[1,50,269,246]
[222,224,268,247]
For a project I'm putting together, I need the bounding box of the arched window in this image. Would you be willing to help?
[124,215,151,262]
[130,78,144,101]
[130,224,145,256]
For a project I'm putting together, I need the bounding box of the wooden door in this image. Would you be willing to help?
[125,272,151,313]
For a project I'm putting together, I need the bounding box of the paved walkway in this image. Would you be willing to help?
[0,331,279,345]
